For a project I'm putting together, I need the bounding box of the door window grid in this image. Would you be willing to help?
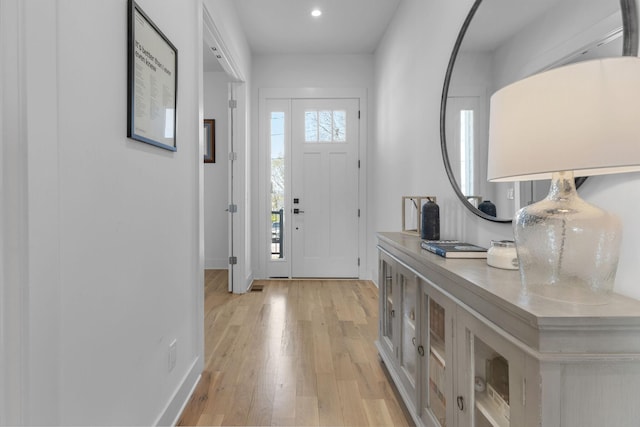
[304,110,347,142]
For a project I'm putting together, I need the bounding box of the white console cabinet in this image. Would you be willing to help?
[377,232,640,427]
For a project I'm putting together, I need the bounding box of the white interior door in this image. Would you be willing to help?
[290,98,360,278]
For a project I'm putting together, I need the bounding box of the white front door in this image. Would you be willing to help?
[290,98,360,278]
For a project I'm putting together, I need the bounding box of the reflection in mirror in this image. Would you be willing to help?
[441,0,638,222]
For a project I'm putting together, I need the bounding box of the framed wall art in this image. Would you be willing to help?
[127,0,178,151]
[204,119,215,163]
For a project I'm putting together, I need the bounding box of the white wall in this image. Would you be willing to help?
[252,54,374,89]
[492,0,621,87]
[204,72,230,269]
[581,174,640,300]
[2,0,204,424]
[1,0,34,422]
[373,0,508,278]
[250,54,375,279]
[373,0,640,300]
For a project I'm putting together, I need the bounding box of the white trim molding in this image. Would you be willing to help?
[154,358,202,427]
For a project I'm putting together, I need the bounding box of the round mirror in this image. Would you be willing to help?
[441,0,639,222]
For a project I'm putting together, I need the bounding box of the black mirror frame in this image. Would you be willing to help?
[440,0,639,223]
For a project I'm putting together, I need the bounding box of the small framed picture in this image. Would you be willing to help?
[204,119,215,163]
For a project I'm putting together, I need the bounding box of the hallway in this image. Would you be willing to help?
[178,271,413,426]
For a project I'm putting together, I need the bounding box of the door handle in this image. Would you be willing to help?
[294,208,305,214]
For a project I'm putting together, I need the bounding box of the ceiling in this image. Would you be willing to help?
[204,0,401,71]
[203,44,225,72]
[230,0,400,55]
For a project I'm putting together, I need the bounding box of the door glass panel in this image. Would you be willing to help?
[473,337,510,427]
[270,112,285,260]
[319,110,332,141]
[332,110,346,141]
[304,109,347,143]
[401,274,417,384]
[428,298,447,426]
[304,111,318,141]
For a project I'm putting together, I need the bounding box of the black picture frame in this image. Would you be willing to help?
[204,119,215,163]
[127,0,178,151]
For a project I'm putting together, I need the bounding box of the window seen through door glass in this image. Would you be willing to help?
[270,112,285,260]
[460,110,474,196]
[304,110,346,142]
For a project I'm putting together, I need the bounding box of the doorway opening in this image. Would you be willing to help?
[203,5,246,293]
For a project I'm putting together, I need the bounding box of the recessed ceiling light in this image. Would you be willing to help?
[311,8,322,17]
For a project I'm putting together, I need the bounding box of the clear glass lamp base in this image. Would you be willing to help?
[514,171,621,304]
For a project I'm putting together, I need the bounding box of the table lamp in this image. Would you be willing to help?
[487,57,640,304]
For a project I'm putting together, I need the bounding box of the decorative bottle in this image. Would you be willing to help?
[421,198,440,240]
[478,200,497,217]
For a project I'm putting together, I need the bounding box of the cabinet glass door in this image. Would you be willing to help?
[421,283,455,427]
[458,310,524,427]
[379,254,395,357]
[472,337,510,427]
[428,297,447,426]
[398,264,418,404]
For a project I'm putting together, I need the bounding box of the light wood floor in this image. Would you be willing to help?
[177,270,414,427]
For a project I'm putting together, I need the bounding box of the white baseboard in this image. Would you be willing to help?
[154,357,202,426]
[243,271,254,293]
[370,268,379,288]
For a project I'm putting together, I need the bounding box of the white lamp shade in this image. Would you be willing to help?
[487,57,640,182]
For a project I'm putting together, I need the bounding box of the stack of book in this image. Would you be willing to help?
[421,240,487,259]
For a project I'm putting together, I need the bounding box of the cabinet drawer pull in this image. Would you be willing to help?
[391,309,395,317]
[412,337,416,346]
[457,396,464,411]
[417,345,425,357]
